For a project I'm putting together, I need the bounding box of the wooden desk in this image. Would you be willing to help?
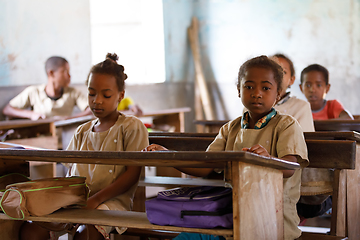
[148,132,358,239]
[0,118,57,149]
[193,120,228,133]
[0,148,299,240]
[55,107,191,150]
[314,119,360,132]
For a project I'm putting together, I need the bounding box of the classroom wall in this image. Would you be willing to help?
[163,0,360,120]
[0,0,92,86]
[1,0,360,132]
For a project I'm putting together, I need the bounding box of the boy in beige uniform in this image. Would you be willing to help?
[8,84,88,118]
[3,56,91,120]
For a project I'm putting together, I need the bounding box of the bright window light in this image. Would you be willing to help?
[89,0,165,84]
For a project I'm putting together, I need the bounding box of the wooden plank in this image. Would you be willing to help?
[188,17,216,120]
[139,176,225,188]
[232,161,283,240]
[314,119,360,132]
[300,232,348,240]
[0,210,233,237]
[304,131,360,142]
[306,140,356,169]
[149,136,213,151]
[346,143,360,239]
[6,136,58,150]
[0,149,300,171]
[330,170,347,236]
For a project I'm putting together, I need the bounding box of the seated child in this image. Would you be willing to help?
[269,55,331,223]
[3,56,92,120]
[117,96,143,116]
[271,53,314,132]
[300,64,353,120]
[144,55,309,240]
[19,53,149,240]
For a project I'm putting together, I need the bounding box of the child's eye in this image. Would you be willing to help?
[104,95,111,99]
[306,83,311,88]
[244,85,252,90]
[263,87,270,91]
[88,93,95,97]
[317,84,322,88]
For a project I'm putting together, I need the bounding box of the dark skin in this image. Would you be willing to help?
[19,73,141,240]
[144,67,297,179]
[300,71,353,120]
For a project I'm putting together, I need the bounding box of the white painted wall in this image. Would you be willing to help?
[0,0,91,86]
[163,0,360,119]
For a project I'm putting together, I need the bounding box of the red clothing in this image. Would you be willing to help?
[312,99,345,120]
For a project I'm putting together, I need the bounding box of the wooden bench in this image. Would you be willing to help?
[0,147,300,240]
[148,132,358,239]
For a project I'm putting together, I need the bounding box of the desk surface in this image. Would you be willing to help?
[0,148,299,171]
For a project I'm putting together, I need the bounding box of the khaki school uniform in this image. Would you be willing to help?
[276,94,333,198]
[65,114,149,238]
[9,84,88,117]
[207,113,308,240]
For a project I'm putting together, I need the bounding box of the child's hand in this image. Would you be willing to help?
[242,144,270,158]
[142,144,168,152]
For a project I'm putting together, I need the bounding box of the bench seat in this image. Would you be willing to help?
[0,209,233,237]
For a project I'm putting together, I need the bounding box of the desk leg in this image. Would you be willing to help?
[231,161,283,240]
[0,220,23,239]
[346,144,360,239]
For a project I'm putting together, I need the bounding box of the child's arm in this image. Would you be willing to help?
[2,104,45,120]
[84,166,142,209]
[338,110,354,120]
[142,144,214,177]
[242,144,296,178]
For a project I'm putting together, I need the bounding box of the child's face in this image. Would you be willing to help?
[239,67,280,120]
[88,73,124,119]
[300,71,330,110]
[277,57,295,97]
[53,63,71,88]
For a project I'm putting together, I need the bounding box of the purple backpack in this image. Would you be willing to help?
[145,186,233,228]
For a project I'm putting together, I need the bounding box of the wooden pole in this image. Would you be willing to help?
[188,17,216,121]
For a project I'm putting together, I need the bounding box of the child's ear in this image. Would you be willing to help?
[299,84,304,93]
[118,90,125,103]
[325,84,331,93]
[289,76,296,86]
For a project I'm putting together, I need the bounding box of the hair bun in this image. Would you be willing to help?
[106,53,119,62]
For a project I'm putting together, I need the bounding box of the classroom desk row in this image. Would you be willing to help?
[0,146,299,240]
[0,131,358,240]
[194,119,360,134]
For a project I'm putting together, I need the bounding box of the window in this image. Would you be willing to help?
[90,0,165,84]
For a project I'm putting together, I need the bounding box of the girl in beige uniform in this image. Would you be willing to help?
[145,56,309,240]
[20,53,149,240]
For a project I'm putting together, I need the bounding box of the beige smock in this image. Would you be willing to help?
[276,95,333,198]
[9,84,88,117]
[65,114,149,237]
[207,113,308,240]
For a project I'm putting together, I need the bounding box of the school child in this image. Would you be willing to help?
[19,53,149,240]
[117,96,143,116]
[2,56,92,120]
[145,55,309,240]
[271,53,314,132]
[300,64,353,120]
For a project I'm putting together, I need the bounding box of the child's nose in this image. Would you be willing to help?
[252,88,262,98]
[93,95,103,104]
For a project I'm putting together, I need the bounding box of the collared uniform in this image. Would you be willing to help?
[9,84,88,117]
[65,114,149,238]
[207,111,308,240]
